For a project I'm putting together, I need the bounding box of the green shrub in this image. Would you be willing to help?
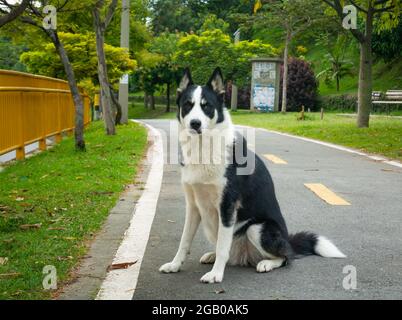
[318,94,358,111]
[279,58,319,112]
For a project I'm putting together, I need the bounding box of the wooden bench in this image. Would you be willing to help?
[372,90,402,114]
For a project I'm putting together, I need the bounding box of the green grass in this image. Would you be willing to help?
[128,102,176,119]
[231,111,402,161]
[0,121,147,300]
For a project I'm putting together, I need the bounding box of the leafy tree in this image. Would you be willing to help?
[0,37,26,71]
[199,14,230,34]
[4,0,95,150]
[322,0,401,128]
[372,19,402,62]
[20,32,136,92]
[174,29,277,87]
[147,32,181,112]
[316,34,355,92]
[92,0,121,135]
[149,0,202,34]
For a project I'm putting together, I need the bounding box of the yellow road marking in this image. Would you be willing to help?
[304,183,351,206]
[263,154,287,164]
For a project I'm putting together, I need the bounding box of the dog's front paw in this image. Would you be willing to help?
[200,271,223,283]
[159,261,181,273]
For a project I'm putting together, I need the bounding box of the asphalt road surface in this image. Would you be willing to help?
[133,119,401,300]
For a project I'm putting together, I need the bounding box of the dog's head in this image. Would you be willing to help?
[176,68,226,135]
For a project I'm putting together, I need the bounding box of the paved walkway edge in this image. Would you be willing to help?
[96,121,164,300]
[238,125,402,169]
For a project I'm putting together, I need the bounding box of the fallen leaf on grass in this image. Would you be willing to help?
[15,197,25,202]
[47,227,66,231]
[20,223,42,230]
[0,273,21,278]
[107,261,138,271]
[215,289,226,294]
[0,257,8,265]
[57,256,73,261]
[63,237,76,240]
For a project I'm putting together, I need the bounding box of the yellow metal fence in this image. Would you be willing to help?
[0,70,91,160]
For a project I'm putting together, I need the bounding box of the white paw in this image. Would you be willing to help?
[256,260,275,273]
[200,252,216,264]
[159,261,181,273]
[200,271,223,283]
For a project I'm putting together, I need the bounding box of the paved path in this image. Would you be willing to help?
[132,119,401,300]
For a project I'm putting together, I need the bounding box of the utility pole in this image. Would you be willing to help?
[119,0,130,124]
[231,29,241,111]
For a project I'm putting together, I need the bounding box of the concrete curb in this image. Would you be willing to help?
[95,121,164,300]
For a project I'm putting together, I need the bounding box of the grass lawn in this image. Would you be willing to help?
[231,111,402,161]
[128,102,176,120]
[0,121,148,300]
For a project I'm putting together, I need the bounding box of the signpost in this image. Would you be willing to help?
[250,58,282,112]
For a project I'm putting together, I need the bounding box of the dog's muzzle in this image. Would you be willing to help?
[190,119,202,134]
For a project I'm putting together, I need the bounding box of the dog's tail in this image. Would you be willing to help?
[289,232,346,258]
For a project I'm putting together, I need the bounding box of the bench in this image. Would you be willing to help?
[372,90,402,114]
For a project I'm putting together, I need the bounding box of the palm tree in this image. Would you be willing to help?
[316,34,355,92]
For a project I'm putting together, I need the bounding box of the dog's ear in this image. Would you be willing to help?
[207,67,225,95]
[177,68,193,94]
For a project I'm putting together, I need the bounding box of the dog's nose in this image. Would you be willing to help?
[190,119,202,131]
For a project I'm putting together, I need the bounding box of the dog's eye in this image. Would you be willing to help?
[183,101,194,110]
[201,103,208,110]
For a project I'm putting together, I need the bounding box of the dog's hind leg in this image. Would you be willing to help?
[200,252,216,264]
[246,223,291,273]
[159,184,201,273]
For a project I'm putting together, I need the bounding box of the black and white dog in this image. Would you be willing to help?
[159,68,346,283]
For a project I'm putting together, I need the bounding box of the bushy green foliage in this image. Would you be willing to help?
[174,29,278,86]
[318,94,358,111]
[20,32,136,96]
[0,37,26,71]
[373,20,402,62]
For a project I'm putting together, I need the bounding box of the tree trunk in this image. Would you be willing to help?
[166,83,171,113]
[357,12,373,128]
[144,93,149,109]
[110,85,122,125]
[281,28,291,114]
[93,8,115,135]
[150,94,155,110]
[48,30,85,150]
[336,75,340,92]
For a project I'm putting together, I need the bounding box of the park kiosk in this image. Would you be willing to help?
[250,57,282,112]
